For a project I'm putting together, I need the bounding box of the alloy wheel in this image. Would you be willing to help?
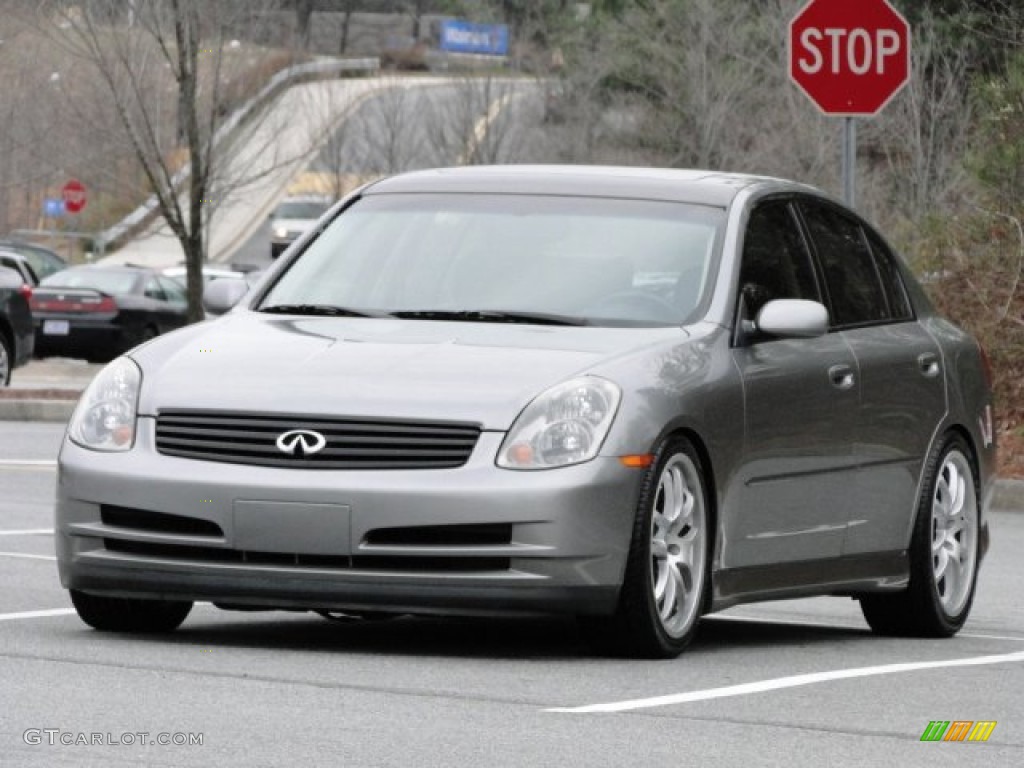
[650,453,707,638]
[931,449,978,616]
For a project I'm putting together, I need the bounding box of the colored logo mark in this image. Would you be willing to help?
[920,720,996,742]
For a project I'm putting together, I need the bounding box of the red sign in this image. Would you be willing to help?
[789,0,911,116]
[62,179,87,214]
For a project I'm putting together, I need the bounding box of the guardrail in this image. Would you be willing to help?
[96,57,380,256]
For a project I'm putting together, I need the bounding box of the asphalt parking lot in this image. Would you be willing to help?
[2,421,1023,767]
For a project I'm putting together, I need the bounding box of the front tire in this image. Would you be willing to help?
[860,434,980,637]
[587,437,711,658]
[70,589,192,633]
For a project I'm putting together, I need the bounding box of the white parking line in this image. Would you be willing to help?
[0,459,57,471]
[547,649,1024,713]
[0,552,57,561]
[0,608,74,622]
[711,613,866,632]
[0,529,54,536]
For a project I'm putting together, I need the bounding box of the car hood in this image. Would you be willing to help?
[133,312,686,429]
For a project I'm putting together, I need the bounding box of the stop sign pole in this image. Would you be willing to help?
[788,0,911,208]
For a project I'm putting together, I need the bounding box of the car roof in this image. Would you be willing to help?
[0,239,62,256]
[362,165,823,207]
[162,266,242,277]
[41,264,153,293]
[54,264,155,277]
[277,195,332,204]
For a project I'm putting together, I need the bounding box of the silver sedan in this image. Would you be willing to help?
[55,166,994,658]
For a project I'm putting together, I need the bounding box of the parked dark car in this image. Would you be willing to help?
[30,265,189,362]
[0,240,67,280]
[0,265,34,386]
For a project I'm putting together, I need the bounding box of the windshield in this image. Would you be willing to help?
[274,201,329,220]
[260,194,723,327]
[42,269,139,296]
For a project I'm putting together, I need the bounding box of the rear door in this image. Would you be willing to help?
[727,199,861,568]
[796,199,946,555]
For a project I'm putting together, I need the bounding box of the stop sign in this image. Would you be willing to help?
[62,179,87,214]
[789,0,911,116]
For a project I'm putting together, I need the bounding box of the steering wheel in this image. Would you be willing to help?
[584,289,681,322]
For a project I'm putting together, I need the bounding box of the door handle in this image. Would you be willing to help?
[918,352,941,378]
[828,364,856,391]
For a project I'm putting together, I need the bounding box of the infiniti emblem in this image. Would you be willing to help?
[276,429,327,457]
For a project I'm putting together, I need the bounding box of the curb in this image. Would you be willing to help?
[991,479,1024,512]
[0,399,76,422]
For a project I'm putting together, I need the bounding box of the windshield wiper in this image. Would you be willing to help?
[392,310,589,327]
[259,304,387,318]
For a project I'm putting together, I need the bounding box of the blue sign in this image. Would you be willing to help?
[43,198,66,217]
[438,20,509,56]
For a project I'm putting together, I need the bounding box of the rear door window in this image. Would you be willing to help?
[798,200,889,327]
[158,277,187,307]
[144,278,166,301]
[864,229,913,321]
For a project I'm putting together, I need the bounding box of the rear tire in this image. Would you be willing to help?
[584,436,711,658]
[70,589,192,633]
[860,434,980,637]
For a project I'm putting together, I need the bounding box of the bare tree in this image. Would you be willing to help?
[873,11,973,224]
[352,78,425,174]
[422,76,528,166]
[33,0,287,322]
[292,0,314,49]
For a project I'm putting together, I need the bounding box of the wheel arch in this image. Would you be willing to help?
[905,424,982,551]
[659,425,719,613]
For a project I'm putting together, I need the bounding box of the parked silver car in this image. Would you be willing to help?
[269,196,331,258]
[56,167,994,657]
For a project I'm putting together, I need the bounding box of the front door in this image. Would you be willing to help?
[725,200,860,568]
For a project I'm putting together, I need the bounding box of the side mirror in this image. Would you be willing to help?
[756,299,829,339]
[203,277,249,315]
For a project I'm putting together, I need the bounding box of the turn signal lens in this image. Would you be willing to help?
[619,454,654,468]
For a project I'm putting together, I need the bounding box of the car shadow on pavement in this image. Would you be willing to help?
[693,617,872,650]
[117,611,871,660]
[142,614,591,660]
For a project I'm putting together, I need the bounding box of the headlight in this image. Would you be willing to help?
[273,226,290,239]
[68,357,141,452]
[498,377,621,469]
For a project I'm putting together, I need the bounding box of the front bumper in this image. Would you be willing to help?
[56,418,642,617]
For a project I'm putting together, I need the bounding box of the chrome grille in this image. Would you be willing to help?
[155,411,481,469]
